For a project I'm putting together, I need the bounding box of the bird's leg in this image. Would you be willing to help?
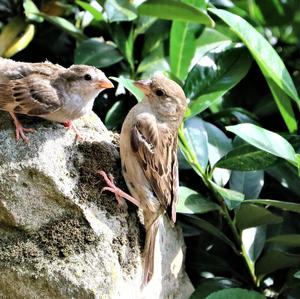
[97,170,140,207]
[64,120,82,140]
[9,112,35,143]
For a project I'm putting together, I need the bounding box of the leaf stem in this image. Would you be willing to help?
[178,124,260,288]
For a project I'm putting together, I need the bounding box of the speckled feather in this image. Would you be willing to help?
[119,75,187,285]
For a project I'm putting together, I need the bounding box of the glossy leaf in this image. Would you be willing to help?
[3,24,35,58]
[105,100,126,130]
[208,8,300,105]
[210,181,244,210]
[203,121,232,186]
[183,215,238,253]
[243,199,300,214]
[39,14,85,40]
[138,0,215,26]
[177,186,220,214]
[230,171,264,199]
[137,44,169,76]
[75,38,123,67]
[104,0,137,22]
[256,250,300,275]
[265,76,297,133]
[267,163,300,197]
[0,17,26,56]
[183,117,208,169]
[190,278,238,299]
[76,0,104,21]
[206,288,266,299]
[226,124,297,164]
[267,234,300,247]
[242,226,266,263]
[236,204,283,230]
[23,0,43,22]
[169,0,200,81]
[184,46,252,118]
[110,76,144,102]
[216,144,280,171]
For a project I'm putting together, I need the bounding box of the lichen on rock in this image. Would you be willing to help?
[0,112,193,299]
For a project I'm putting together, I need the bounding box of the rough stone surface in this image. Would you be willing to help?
[0,112,193,299]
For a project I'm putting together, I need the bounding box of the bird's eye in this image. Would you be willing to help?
[84,74,92,81]
[155,89,164,97]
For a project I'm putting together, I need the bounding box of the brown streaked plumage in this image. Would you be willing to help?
[0,57,113,142]
[99,74,187,286]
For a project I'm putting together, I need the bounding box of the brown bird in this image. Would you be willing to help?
[99,74,187,286]
[0,57,113,142]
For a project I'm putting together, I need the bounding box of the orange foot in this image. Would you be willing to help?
[97,170,140,207]
[9,112,35,143]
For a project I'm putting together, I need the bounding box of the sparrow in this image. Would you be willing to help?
[99,74,187,286]
[0,57,113,142]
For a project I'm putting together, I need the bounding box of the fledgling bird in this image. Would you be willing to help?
[99,74,187,286]
[0,57,113,143]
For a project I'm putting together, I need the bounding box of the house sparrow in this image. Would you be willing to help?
[99,75,187,286]
[0,57,113,142]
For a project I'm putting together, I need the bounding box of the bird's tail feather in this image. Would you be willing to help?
[142,218,159,287]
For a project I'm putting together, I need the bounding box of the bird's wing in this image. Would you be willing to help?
[131,115,178,223]
[0,74,62,116]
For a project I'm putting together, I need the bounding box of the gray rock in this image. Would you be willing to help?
[0,112,194,299]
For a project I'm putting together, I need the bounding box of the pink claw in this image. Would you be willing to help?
[97,170,140,207]
[9,112,35,143]
[64,120,82,140]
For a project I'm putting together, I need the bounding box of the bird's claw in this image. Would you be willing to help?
[97,170,140,207]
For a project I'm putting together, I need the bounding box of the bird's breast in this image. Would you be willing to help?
[41,94,94,122]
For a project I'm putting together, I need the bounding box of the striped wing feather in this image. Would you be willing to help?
[130,116,179,223]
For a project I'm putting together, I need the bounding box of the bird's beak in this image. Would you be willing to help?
[133,79,151,95]
[96,78,114,89]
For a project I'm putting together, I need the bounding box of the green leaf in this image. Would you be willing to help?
[75,38,123,67]
[142,20,170,58]
[190,278,238,299]
[216,144,280,171]
[104,100,126,130]
[183,117,208,169]
[267,235,300,247]
[242,226,266,263]
[169,0,201,82]
[138,0,214,26]
[226,124,297,164]
[184,46,252,118]
[177,186,220,214]
[183,215,238,253]
[210,181,244,210]
[170,21,197,81]
[104,0,137,22]
[76,0,104,21]
[243,199,300,214]
[206,288,266,299]
[203,121,232,186]
[208,8,300,106]
[265,77,297,133]
[267,163,300,197]
[110,23,134,70]
[137,44,169,75]
[23,0,43,22]
[39,13,85,40]
[236,204,283,230]
[256,250,300,275]
[230,171,264,199]
[110,76,144,102]
[294,271,300,279]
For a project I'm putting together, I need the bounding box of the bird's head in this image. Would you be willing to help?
[133,75,187,125]
[60,65,113,101]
